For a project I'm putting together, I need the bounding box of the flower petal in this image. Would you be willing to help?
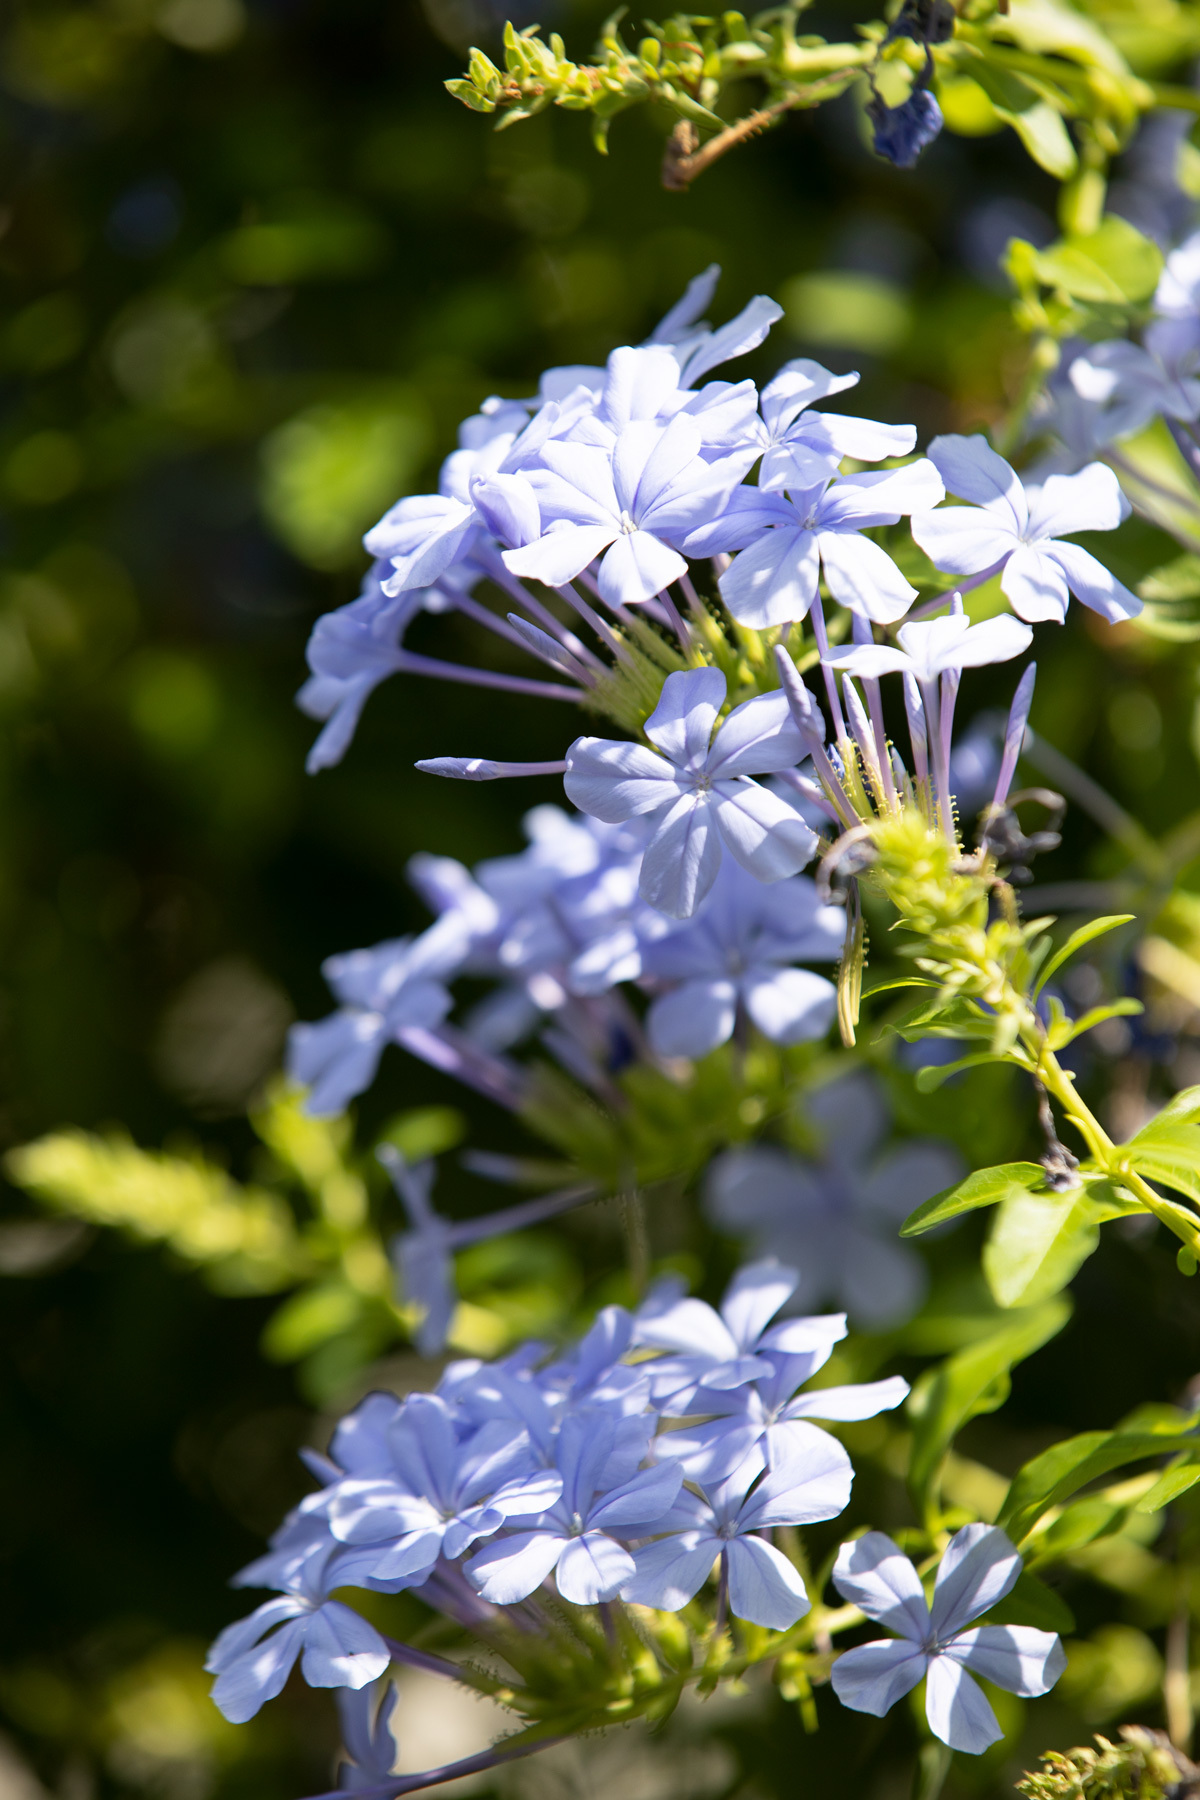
[817,531,917,624]
[785,1374,910,1423]
[564,737,678,822]
[719,528,820,629]
[742,967,837,1044]
[1042,541,1142,622]
[597,529,689,607]
[946,1625,1066,1697]
[300,1603,390,1691]
[712,782,818,883]
[644,666,727,767]
[640,793,723,918]
[211,1618,308,1723]
[925,433,1027,534]
[622,1531,719,1610]
[930,1523,1022,1639]
[504,523,617,589]
[555,1531,636,1605]
[707,689,808,779]
[737,1426,853,1527]
[830,1639,928,1718]
[725,1535,811,1629]
[832,1532,931,1638]
[1025,462,1127,539]
[924,1655,1003,1754]
[720,1258,797,1348]
[1001,544,1069,623]
[464,1530,569,1605]
[910,506,1018,575]
[646,978,738,1059]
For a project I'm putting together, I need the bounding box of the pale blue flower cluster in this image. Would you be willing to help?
[286,792,844,1116]
[1032,228,1200,480]
[207,1260,909,1721]
[296,270,1141,780]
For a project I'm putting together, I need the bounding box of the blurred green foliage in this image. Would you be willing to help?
[11,2,1200,1800]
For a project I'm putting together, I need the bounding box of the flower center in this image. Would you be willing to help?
[618,509,638,534]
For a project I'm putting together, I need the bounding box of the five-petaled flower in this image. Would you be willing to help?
[912,435,1142,624]
[830,1525,1066,1753]
[564,667,817,918]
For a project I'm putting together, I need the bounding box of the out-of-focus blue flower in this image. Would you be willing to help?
[286,936,455,1116]
[297,561,450,774]
[867,87,944,170]
[336,1680,401,1792]
[640,861,841,1058]
[705,1071,962,1327]
[831,1526,1065,1753]
[565,667,816,918]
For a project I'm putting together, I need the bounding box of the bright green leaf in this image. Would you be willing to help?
[1031,218,1164,304]
[982,1187,1104,1308]
[998,1419,1200,1545]
[1123,1124,1200,1205]
[1135,1461,1200,1512]
[1033,915,1135,996]
[914,1051,1014,1093]
[900,1162,1047,1237]
[1005,101,1077,179]
[908,1297,1071,1524]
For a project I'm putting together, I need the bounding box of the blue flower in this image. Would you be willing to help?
[336,1680,401,1792]
[911,435,1142,624]
[286,936,455,1116]
[699,461,944,629]
[641,860,842,1059]
[463,1411,682,1605]
[867,87,944,170]
[705,1071,962,1328]
[623,1449,847,1629]
[206,1552,390,1723]
[565,667,816,918]
[831,1526,1066,1753]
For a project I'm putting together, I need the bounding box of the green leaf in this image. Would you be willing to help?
[1025,1494,1131,1561]
[982,1187,1106,1308]
[1136,1085,1200,1130]
[1051,998,1143,1047]
[262,1279,363,1360]
[900,1162,1047,1236]
[1135,554,1200,641]
[908,1298,1071,1524]
[978,1173,1151,1303]
[1135,1461,1200,1512]
[984,1568,1076,1634]
[914,1051,1014,1093]
[998,1418,1200,1545]
[1005,101,1077,179]
[1033,915,1135,997]
[1123,1124,1200,1205]
[1030,219,1164,304]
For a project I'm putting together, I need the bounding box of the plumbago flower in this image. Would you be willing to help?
[634,1259,909,1480]
[704,1070,964,1328]
[739,359,919,491]
[622,1451,843,1628]
[911,435,1142,624]
[640,860,843,1058]
[336,1681,401,1793]
[564,666,817,918]
[208,1262,906,1728]
[504,413,744,607]
[697,461,945,628]
[831,1527,1066,1753]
